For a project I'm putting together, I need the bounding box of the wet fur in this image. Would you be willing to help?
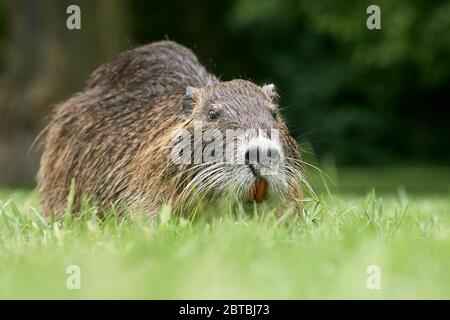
[37,41,304,216]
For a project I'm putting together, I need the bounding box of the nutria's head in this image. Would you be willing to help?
[170,79,303,209]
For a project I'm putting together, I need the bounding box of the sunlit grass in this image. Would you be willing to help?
[0,184,449,299]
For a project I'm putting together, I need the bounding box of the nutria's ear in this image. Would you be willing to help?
[262,84,279,104]
[180,86,199,116]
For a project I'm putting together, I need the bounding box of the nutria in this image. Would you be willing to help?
[36,40,306,217]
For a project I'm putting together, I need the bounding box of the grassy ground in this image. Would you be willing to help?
[0,168,449,299]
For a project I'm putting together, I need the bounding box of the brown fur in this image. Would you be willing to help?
[37,41,304,217]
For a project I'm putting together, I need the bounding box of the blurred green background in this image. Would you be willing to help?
[0,0,449,188]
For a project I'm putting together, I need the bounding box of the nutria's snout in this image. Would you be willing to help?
[244,142,281,176]
[241,136,284,203]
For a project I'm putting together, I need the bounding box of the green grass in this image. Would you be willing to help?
[0,169,449,299]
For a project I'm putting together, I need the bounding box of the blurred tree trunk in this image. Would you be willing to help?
[0,0,128,186]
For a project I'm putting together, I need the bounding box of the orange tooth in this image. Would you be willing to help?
[254,179,267,202]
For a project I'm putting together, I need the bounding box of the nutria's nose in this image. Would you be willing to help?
[244,145,280,174]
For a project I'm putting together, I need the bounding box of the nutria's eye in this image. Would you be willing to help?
[208,109,220,121]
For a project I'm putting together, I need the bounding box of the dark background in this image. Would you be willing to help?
[0,0,449,187]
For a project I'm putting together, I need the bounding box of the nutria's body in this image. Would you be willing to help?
[37,41,304,216]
